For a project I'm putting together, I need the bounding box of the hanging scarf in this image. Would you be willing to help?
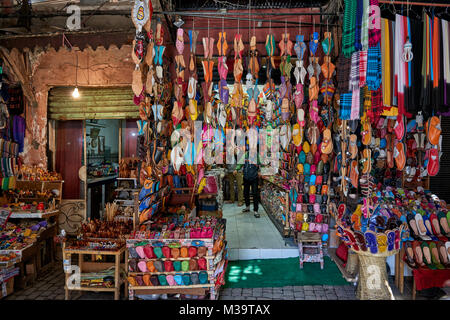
[337,55,352,93]
[350,52,361,119]
[343,0,357,57]
[368,0,381,47]
[381,18,392,108]
[420,13,431,113]
[366,42,382,90]
[394,14,408,116]
[359,50,367,87]
[354,0,363,51]
[432,16,444,112]
[361,0,369,51]
[339,93,352,120]
[371,87,384,122]
[442,19,450,108]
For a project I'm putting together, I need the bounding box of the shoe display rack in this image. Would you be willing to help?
[125,218,227,300]
[260,176,291,237]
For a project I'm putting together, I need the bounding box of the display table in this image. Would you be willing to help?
[8,211,60,276]
[62,243,127,300]
[354,249,398,300]
[9,210,59,219]
[411,268,450,299]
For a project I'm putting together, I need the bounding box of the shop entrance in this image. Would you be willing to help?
[223,179,298,261]
[48,86,139,222]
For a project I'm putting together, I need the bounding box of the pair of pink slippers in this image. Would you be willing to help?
[190,226,213,238]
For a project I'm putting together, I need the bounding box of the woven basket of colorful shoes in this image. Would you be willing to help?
[334,202,403,257]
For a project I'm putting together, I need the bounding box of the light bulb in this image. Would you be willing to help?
[72,87,80,98]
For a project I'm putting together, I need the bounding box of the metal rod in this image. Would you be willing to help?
[181,13,338,27]
[0,9,339,19]
[378,0,450,7]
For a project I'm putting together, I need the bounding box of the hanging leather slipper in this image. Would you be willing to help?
[349,134,357,159]
[320,128,333,154]
[426,116,441,146]
[361,121,372,145]
[427,148,439,176]
[394,142,406,170]
[350,160,359,188]
[394,115,405,141]
[362,149,371,174]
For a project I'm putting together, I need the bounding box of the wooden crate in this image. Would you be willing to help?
[0,277,14,299]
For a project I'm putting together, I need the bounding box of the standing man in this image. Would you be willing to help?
[225,146,244,206]
[242,136,260,218]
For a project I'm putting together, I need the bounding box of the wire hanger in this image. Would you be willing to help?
[390,0,397,15]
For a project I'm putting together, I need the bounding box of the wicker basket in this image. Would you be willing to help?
[353,249,398,300]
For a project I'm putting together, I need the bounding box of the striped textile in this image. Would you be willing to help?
[339,92,353,120]
[351,89,360,120]
[351,51,360,91]
[367,43,382,90]
[337,55,352,94]
[371,87,383,121]
[361,0,369,51]
[343,0,357,57]
[359,50,368,87]
[354,0,363,51]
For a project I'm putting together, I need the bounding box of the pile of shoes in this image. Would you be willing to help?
[332,201,404,255]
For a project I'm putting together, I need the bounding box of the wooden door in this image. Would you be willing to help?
[56,120,83,199]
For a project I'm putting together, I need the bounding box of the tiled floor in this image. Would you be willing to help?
[223,203,298,260]
[5,264,448,300]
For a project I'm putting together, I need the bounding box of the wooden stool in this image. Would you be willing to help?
[296,232,324,269]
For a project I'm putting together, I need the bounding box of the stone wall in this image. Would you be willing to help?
[25,45,134,167]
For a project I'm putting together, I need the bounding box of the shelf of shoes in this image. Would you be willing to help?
[125,217,227,300]
[260,176,291,237]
